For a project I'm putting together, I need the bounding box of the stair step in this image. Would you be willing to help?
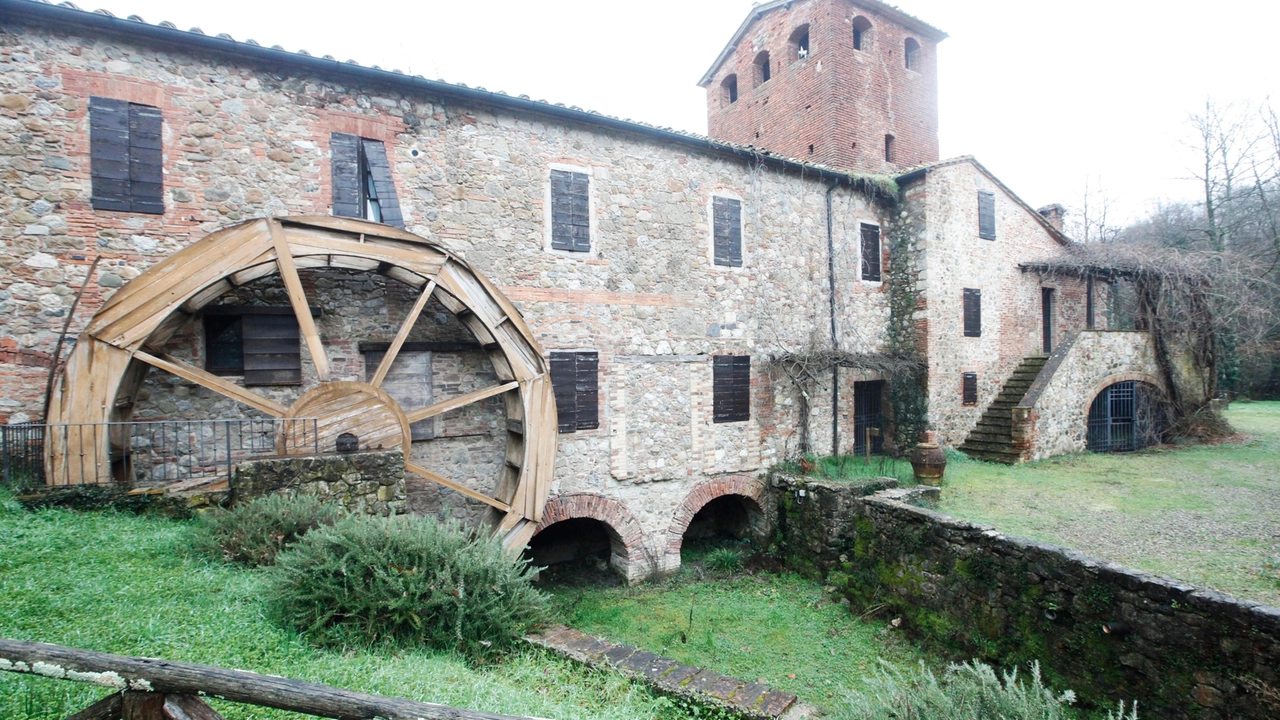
[964,432,1011,444]
[960,439,1016,452]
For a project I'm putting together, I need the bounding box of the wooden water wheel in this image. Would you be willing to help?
[46,216,556,549]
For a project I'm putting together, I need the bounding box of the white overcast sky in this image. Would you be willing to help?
[90,0,1280,223]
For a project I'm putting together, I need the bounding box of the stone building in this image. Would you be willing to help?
[0,0,1188,580]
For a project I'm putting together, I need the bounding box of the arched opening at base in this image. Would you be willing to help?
[1087,380,1167,453]
[525,517,624,586]
[679,494,765,572]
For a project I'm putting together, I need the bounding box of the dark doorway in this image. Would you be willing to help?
[525,518,620,586]
[684,495,752,542]
[1087,381,1163,452]
[1041,287,1055,353]
[852,380,885,455]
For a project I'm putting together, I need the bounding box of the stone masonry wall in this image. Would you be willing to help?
[233,449,407,516]
[775,477,1280,720]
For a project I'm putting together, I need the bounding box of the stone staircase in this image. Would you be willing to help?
[958,355,1048,464]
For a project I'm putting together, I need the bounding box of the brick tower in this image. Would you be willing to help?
[699,0,945,173]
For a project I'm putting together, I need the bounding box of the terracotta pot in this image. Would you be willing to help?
[910,442,947,486]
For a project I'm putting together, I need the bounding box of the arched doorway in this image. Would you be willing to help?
[1086,380,1164,452]
[525,517,623,585]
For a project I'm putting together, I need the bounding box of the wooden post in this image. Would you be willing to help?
[65,693,122,720]
[121,692,164,720]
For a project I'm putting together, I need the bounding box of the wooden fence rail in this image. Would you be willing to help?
[0,638,547,720]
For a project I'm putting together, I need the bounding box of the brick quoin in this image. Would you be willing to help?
[664,473,767,556]
[535,492,648,567]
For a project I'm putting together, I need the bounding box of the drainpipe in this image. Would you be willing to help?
[826,180,840,454]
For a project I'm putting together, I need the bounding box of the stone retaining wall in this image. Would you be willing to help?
[774,475,1280,719]
[233,450,407,516]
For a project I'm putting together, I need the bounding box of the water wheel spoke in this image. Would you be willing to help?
[405,461,510,512]
[134,351,287,417]
[268,219,330,382]
[403,381,520,423]
[371,280,437,389]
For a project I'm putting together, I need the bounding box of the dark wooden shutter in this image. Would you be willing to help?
[365,350,433,439]
[550,170,591,252]
[550,352,578,433]
[360,138,403,227]
[963,288,982,337]
[573,352,599,430]
[242,313,301,386]
[127,103,163,214]
[978,191,996,240]
[962,373,978,405]
[860,223,881,281]
[89,97,134,212]
[713,355,751,423]
[713,197,742,267]
[330,132,363,219]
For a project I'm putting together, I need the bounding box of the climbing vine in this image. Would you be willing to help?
[883,203,930,454]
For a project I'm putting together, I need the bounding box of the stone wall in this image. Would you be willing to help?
[1014,330,1165,460]
[775,477,1280,720]
[233,449,407,516]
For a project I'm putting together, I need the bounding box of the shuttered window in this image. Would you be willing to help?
[550,351,599,433]
[330,132,403,227]
[89,96,163,214]
[550,170,591,252]
[713,355,751,424]
[364,350,433,440]
[963,288,982,337]
[860,223,881,281]
[203,308,301,386]
[978,191,996,240]
[713,196,743,267]
[962,372,978,405]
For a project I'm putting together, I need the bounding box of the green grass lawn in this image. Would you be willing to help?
[0,504,680,720]
[938,400,1280,606]
[549,544,925,708]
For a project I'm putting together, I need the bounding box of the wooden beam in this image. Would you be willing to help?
[405,462,510,512]
[268,219,330,382]
[122,692,164,720]
[0,638,537,720]
[162,695,224,720]
[370,280,436,389]
[134,351,287,418]
[66,693,122,720]
[404,382,519,424]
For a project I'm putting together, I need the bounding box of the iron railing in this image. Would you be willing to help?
[0,418,319,489]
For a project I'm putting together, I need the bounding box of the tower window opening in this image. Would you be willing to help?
[904,38,921,70]
[789,25,810,60]
[808,144,814,154]
[753,51,771,86]
[852,16,872,50]
[722,74,738,105]
[884,134,895,162]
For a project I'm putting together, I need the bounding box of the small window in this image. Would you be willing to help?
[884,134,895,163]
[904,38,921,70]
[550,169,591,252]
[754,51,771,86]
[962,373,978,405]
[89,97,163,214]
[331,133,404,227]
[852,16,872,50]
[790,25,810,60]
[963,289,982,338]
[550,351,599,432]
[713,197,743,267]
[978,191,997,240]
[713,355,751,423]
[860,223,881,281]
[722,74,738,105]
[203,308,301,386]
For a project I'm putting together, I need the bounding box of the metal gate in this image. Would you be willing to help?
[1087,381,1160,453]
[852,381,884,456]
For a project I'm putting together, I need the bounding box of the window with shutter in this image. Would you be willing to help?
[364,349,433,440]
[90,96,164,214]
[203,308,301,386]
[330,133,404,227]
[962,373,978,405]
[860,223,881,281]
[550,170,591,252]
[978,191,996,240]
[712,196,743,267]
[550,351,599,433]
[963,288,982,337]
[713,355,751,424]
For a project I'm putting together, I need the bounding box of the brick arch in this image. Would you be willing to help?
[664,473,768,556]
[1081,372,1166,415]
[534,493,648,572]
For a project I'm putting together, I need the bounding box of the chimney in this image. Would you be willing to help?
[1037,204,1065,232]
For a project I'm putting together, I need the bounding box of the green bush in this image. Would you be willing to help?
[706,547,744,573]
[838,660,1138,720]
[267,514,549,657]
[193,494,343,566]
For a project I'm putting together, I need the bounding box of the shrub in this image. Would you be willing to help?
[838,660,1122,720]
[706,547,744,573]
[193,494,343,566]
[267,514,549,657]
